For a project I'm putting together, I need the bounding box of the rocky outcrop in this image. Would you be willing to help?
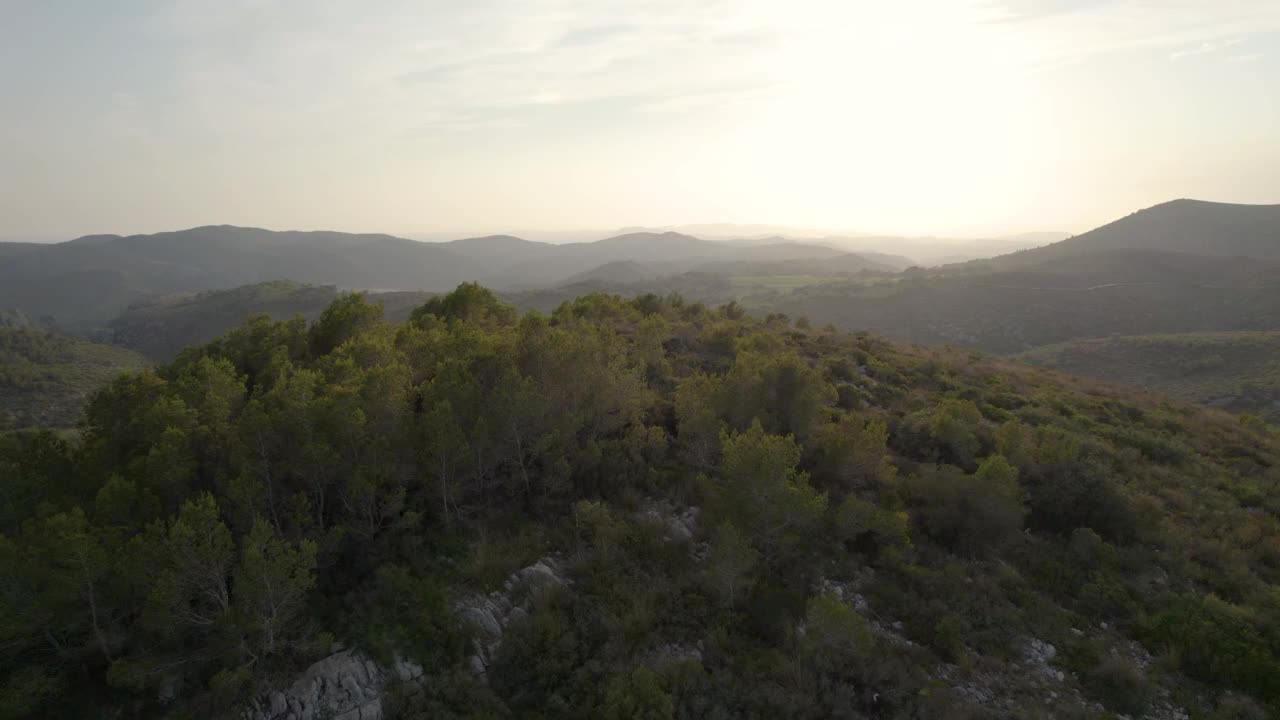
[636,502,700,542]
[455,557,570,678]
[243,650,424,720]
[244,557,571,719]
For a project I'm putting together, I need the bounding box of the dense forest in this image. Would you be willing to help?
[3,284,1279,718]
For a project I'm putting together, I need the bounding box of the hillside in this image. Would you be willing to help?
[441,234,556,265]
[1020,332,1280,422]
[497,202,1280,355]
[478,232,850,290]
[768,250,1280,353]
[0,328,148,430]
[988,200,1280,268]
[108,281,432,361]
[3,285,1278,718]
[616,225,1067,266]
[559,252,897,289]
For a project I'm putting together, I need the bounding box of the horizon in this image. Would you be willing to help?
[11,196,1280,247]
[1,220,1078,246]
[4,2,1279,240]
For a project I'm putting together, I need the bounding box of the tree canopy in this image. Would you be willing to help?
[2,285,1279,718]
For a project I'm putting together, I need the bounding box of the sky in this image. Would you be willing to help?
[1,0,1278,241]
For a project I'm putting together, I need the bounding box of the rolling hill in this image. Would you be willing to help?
[985,199,1280,269]
[746,201,1280,353]
[0,226,865,333]
[0,226,484,333]
[476,232,850,289]
[108,281,433,361]
[767,249,1280,353]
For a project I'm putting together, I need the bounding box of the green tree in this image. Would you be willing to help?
[12,508,118,665]
[707,521,758,607]
[412,282,516,327]
[233,518,318,657]
[929,399,984,468]
[717,422,827,566]
[723,352,835,441]
[145,494,234,638]
[809,413,894,492]
[907,461,1023,557]
[833,495,911,563]
[674,373,724,469]
[802,594,874,671]
[309,292,384,356]
[603,667,675,720]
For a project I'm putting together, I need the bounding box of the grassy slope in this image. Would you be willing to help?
[1020,331,1280,422]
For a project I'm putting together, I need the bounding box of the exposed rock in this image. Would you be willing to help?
[455,556,570,679]
[1021,637,1058,678]
[637,502,700,542]
[645,641,703,665]
[818,576,914,648]
[243,650,424,720]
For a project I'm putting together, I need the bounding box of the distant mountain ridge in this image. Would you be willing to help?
[0,225,484,332]
[0,225,868,333]
[987,199,1280,268]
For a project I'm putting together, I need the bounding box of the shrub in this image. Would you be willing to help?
[1085,656,1152,716]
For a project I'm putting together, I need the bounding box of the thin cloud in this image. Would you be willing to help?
[1171,42,1218,61]
[556,24,635,48]
[977,0,1280,72]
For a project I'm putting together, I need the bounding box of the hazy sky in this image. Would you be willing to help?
[2,0,1278,240]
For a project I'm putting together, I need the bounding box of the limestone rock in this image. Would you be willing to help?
[455,556,570,678]
[243,650,422,720]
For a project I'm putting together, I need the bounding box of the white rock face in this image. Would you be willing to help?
[637,503,700,542]
[455,556,569,678]
[243,650,424,720]
[245,557,569,719]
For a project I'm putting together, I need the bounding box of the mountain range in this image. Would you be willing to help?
[0,227,872,333]
[5,197,1280,425]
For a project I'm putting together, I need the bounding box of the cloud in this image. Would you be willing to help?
[556,24,635,47]
[977,0,1280,71]
[1171,42,1218,61]
[135,0,791,140]
[986,0,1112,22]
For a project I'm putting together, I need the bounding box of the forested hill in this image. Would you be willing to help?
[1020,332,1280,423]
[0,328,148,430]
[983,199,1280,269]
[0,225,855,334]
[3,285,1279,718]
[108,281,433,361]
